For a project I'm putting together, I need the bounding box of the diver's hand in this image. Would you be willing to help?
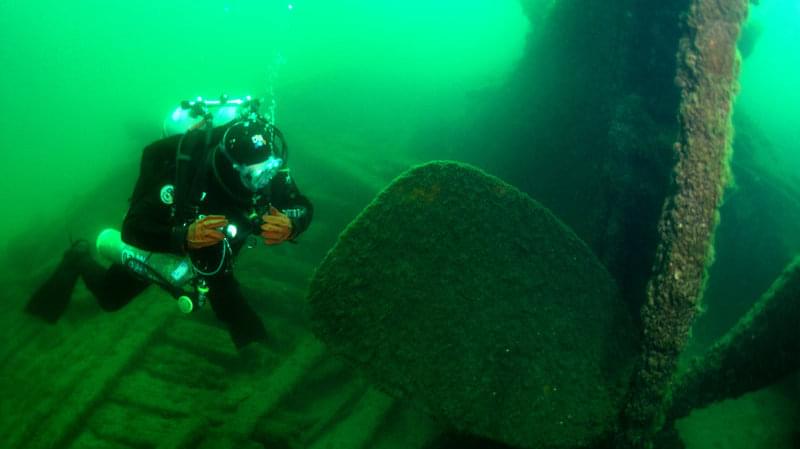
[187,215,228,249]
[261,206,293,246]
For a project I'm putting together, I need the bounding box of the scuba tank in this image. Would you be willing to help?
[162,95,266,137]
[96,229,207,314]
[163,95,251,137]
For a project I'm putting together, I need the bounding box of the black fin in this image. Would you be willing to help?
[24,241,90,324]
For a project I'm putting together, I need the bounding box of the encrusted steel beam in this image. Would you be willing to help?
[617,0,750,447]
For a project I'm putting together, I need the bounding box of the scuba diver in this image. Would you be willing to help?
[25,96,313,355]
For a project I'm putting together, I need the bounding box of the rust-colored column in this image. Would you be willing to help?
[617,1,749,447]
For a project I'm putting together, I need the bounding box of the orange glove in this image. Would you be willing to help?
[261,206,293,246]
[187,215,228,249]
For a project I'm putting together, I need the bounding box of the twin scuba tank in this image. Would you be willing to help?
[96,96,258,314]
[162,95,254,137]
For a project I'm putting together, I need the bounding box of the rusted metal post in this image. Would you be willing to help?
[617,1,750,447]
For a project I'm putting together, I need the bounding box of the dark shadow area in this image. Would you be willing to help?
[411,0,689,323]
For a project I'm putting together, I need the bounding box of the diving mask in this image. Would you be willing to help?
[234,155,284,191]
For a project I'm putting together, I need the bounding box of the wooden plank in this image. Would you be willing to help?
[88,401,179,448]
[109,369,212,418]
[160,318,238,364]
[140,344,228,391]
[191,337,326,449]
[7,295,175,449]
[297,381,371,447]
[307,387,395,449]
[249,355,369,448]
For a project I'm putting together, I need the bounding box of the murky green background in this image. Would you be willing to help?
[0,0,797,448]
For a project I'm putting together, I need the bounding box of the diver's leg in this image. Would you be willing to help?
[24,240,91,323]
[81,262,150,312]
[206,275,269,350]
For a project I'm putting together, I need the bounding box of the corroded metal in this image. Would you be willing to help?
[618,0,750,447]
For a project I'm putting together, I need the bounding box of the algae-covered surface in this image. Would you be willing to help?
[618,0,750,445]
[309,161,637,448]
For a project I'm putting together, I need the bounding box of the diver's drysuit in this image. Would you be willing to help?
[27,123,313,349]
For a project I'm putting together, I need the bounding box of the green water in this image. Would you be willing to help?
[737,0,800,180]
[0,1,798,448]
[0,0,528,238]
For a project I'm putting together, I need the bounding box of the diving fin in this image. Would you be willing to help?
[24,240,90,323]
